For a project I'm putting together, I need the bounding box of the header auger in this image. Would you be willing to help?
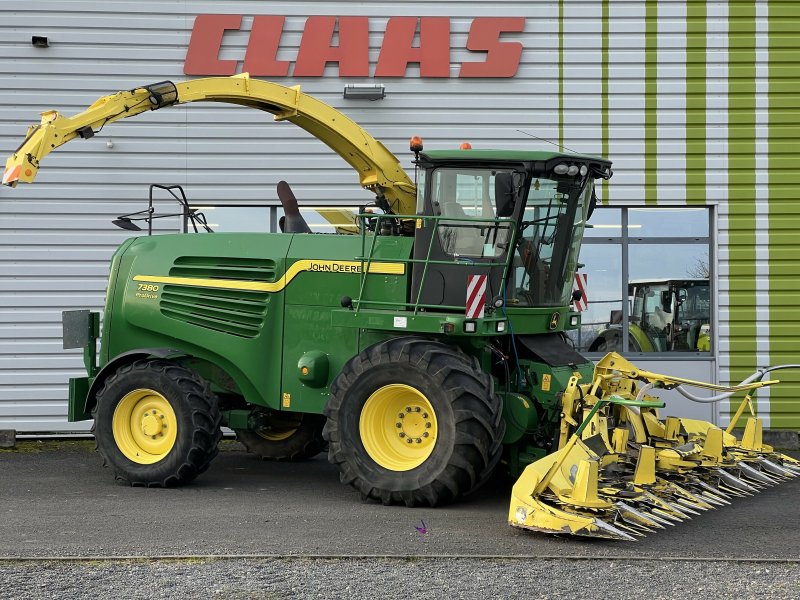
[510,354,800,540]
[5,74,797,542]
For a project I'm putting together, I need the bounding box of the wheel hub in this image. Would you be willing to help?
[360,384,438,471]
[112,389,178,464]
[396,407,432,443]
[141,411,165,437]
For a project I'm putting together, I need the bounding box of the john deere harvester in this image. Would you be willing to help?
[4,75,797,540]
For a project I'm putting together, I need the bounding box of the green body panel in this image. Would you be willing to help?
[105,233,291,410]
[96,232,412,414]
[501,392,539,445]
[279,234,413,413]
[503,360,595,476]
[67,377,92,421]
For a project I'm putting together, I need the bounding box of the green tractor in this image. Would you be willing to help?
[589,279,710,353]
[4,75,608,503]
[8,76,796,539]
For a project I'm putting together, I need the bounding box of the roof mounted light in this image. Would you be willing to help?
[553,163,569,175]
[460,142,472,150]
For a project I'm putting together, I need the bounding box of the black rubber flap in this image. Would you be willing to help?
[517,333,588,367]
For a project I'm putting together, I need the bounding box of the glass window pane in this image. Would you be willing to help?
[569,244,623,353]
[628,243,711,353]
[276,206,361,234]
[584,207,621,238]
[628,208,709,238]
[189,206,270,233]
[432,167,518,258]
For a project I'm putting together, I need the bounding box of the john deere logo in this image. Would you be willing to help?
[549,312,560,330]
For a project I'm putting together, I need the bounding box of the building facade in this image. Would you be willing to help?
[1,1,798,432]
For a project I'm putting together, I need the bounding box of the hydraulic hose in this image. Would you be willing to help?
[670,364,800,404]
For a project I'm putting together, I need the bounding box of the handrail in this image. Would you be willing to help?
[353,212,516,314]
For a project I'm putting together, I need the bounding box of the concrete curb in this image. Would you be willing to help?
[0,429,16,448]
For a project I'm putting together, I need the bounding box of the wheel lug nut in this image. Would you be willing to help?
[426,423,432,428]
[406,407,412,413]
[415,407,421,412]
[422,413,428,419]
[398,413,404,419]
[152,410,157,415]
[406,438,413,444]
[423,432,429,438]
[415,438,421,444]
[399,433,405,438]
[396,423,402,428]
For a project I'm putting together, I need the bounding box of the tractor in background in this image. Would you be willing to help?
[589,279,710,353]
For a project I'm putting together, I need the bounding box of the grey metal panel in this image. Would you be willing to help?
[0,1,773,431]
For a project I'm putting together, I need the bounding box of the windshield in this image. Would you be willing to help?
[430,167,519,258]
[511,177,592,307]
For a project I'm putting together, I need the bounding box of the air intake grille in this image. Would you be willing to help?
[169,256,276,281]
[159,256,275,337]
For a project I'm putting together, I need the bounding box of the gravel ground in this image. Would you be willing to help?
[1,557,798,600]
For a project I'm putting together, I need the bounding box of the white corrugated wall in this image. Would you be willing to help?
[0,1,796,431]
[0,1,555,432]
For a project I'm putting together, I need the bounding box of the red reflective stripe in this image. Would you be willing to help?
[573,273,588,312]
[466,274,487,318]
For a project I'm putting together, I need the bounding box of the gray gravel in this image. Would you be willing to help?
[1,558,799,600]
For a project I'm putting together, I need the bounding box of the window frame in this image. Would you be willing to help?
[579,205,715,361]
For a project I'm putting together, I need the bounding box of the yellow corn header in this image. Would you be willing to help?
[510,353,800,541]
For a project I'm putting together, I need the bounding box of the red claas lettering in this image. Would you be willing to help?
[184,15,525,78]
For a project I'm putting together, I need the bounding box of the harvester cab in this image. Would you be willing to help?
[407,148,610,319]
[4,74,798,541]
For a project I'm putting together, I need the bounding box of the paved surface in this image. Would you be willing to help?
[1,441,799,599]
[1,441,798,560]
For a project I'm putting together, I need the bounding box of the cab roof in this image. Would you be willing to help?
[420,149,608,163]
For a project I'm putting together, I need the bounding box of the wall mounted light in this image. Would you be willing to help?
[343,84,386,101]
[31,36,49,48]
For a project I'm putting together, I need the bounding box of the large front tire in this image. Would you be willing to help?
[92,359,222,486]
[323,337,504,507]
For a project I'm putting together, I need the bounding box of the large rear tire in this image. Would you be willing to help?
[323,337,504,507]
[92,359,222,486]
[236,413,326,461]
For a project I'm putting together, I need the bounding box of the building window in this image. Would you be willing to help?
[184,204,363,234]
[572,207,712,357]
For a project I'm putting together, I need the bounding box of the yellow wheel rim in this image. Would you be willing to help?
[112,389,178,464]
[359,384,438,472]
[253,414,302,441]
[256,428,297,442]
